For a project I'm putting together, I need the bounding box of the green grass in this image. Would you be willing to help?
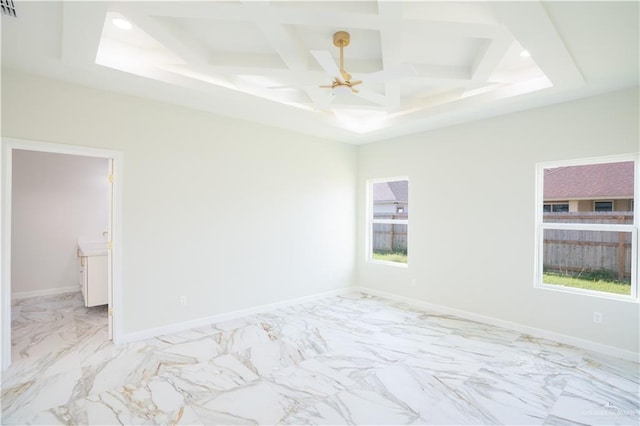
[372,251,407,264]
[543,273,631,295]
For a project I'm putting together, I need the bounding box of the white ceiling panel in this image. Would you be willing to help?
[1,1,637,144]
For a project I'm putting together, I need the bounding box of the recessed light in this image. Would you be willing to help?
[112,18,132,30]
[520,50,531,58]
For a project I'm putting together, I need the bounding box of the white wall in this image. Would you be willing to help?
[2,69,358,333]
[3,68,637,356]
[357,88,640,354]
[11,150,108,296]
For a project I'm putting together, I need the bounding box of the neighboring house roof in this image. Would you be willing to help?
[373,181,408,203]
[544,162,634,199]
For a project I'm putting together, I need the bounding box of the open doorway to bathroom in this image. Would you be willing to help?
[12,149,109,366]
[1,138,123,371]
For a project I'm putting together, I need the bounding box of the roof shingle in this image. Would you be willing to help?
[544,162,634,199]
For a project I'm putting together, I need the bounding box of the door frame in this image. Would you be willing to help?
[1,137,124,370]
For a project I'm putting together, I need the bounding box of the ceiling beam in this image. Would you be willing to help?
[61,2,108,66]
[376,1,405,108]
[489,1,585,89]
[120,7,210,64]
[240,2,334,110]
[470,35,512,82]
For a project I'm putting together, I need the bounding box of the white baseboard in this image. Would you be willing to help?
[118,287,352,344]
[12,285,80,300]
[352,286,639,363]
[117,284,638,363]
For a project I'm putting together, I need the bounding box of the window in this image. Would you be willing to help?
[367,178,408,265]
[543,203,569,213]
[594,201,613,212]
[535,157,637,300]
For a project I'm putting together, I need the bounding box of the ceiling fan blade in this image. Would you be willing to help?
[365,63,417,83]
[350,80,363,86]
[354,89,387,106]
[311,50,342,81]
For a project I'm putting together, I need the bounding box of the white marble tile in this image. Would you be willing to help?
[233,337,310,377]
[510,334,587,368]
[577,351,640,394]
[212,322,274,354]
[266,357,355,401]
[549,375,640,425]
[1,368,85,423]
[191,380,298,424]
[450,367,562,425]
[211,315,264,332]
[153,335,223,365]
[1,398,88,426]
[85,377,203,425]
[155,326,218,344]
[73,304,108,328]
[2,344,82,389]
[76,323,121,367]
[81,350,160,397]
[158,354,259,403]
[296,387,421,425]
[11,317,78,361]
[12,291,83,310]
[4,291,638,426]
[403,343,485,379]
[314,350,397,383]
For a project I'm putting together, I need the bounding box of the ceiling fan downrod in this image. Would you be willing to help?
[333,31,351,82]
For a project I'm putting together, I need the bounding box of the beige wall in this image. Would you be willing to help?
[570,199,633,212]
[2,69,358,334]
[577,200,591,212]
[357,88,639,354]
[615,199,633,212]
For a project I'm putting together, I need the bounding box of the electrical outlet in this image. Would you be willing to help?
[180,296,187,306]
[593,312,603,324]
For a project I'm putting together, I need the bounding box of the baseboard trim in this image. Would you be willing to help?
[352,286,639,363]
[118,287,352,344]
[12,285,80,300]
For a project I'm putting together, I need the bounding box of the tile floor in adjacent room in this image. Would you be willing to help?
[1,291,639,425]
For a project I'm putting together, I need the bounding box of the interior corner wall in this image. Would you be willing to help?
[357,88,640,354]
[11,150,109,295]
[1,69,358,334]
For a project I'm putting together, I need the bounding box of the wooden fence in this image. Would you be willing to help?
[543,212,633,280]
[373,213,407,253]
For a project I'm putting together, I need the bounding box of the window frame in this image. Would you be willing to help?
[534,155,638,302]
[593,200,614,212]
[366,176,409,267]
[544,202,570,213]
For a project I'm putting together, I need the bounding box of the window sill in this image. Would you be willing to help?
[367,259,409,268]
[535,282,639,303]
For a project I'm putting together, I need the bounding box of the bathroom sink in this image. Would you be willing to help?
[78,239,108,257]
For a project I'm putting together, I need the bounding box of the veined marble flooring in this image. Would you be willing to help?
[1,292,638,425]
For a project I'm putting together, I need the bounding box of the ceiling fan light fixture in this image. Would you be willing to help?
[333,85,352,96]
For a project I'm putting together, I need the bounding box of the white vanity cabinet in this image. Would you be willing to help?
[78,240,108,307]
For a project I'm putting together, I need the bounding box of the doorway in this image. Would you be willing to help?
[1,138,123,370]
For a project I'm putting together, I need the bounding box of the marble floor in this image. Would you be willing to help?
[1,292,638,425]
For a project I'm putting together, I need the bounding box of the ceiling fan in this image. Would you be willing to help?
[311,31,416,104]
[312,31,362,95]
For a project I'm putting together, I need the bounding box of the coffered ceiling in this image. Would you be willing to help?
[2,1,638,144]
